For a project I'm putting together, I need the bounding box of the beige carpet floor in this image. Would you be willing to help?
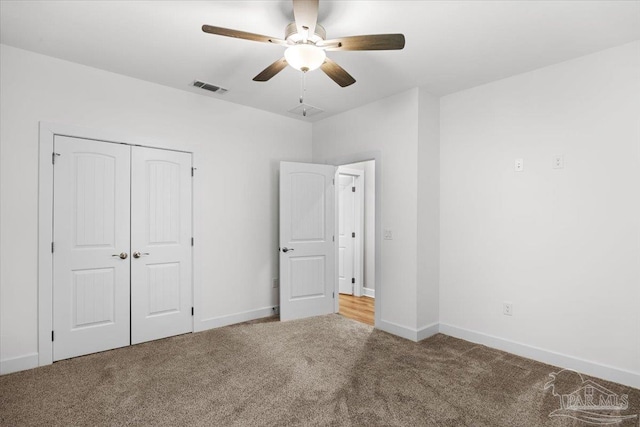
[1,314,638,426]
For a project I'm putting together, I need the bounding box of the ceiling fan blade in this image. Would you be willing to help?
[321,34,405,51]
[320,58,356,87]
[202,25,287,46]
[293,0,319,40]
[253,57,288,82]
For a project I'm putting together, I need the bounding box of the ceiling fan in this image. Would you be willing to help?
[202,0,405,87]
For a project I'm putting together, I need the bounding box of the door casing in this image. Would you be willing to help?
[325,153,382,326]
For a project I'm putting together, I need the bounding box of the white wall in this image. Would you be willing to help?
[440,41,640,386]
[342,160,376,293]
[313,89,421,336]
[0,45,312,371]
[417,91,440,330]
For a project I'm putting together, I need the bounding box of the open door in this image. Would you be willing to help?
[279,161,336,321]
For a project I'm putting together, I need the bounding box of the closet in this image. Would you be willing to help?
[52,136,192,361]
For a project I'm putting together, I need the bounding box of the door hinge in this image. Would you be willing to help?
[332,235,335,242]
[352,186,356,192]
[332,178,335,185]
[51,331,54,342]
[191,307,194,316]
[352,232,355,238]
[191,167,196,177]
[51,242,54,253]
[191,237,194,246]
[352,278,355,284]
[333,292,335,298]
[52,152,60,165]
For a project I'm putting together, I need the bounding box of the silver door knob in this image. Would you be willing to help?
[133,251,150,259]
[112,252,128,259]
[282,247,294,253]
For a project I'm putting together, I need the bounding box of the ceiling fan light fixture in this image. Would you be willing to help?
[284,44,326,72]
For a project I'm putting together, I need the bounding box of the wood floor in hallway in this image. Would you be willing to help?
[339,294,374,326]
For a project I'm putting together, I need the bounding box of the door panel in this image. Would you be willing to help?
[53,136,131,361]
[290,256,326,298]
[131,147,192,344]
[72,268,115,327]
[338,174,355,294]
[290,173,326,241]
[147,263,181,315]
[280,162,335,321]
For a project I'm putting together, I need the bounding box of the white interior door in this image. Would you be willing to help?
[338,174,355,295]
[53,136,131,361]
[130,146,193,344]
[279,161,336,321]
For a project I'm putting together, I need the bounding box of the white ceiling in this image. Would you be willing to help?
[1,1,639,122]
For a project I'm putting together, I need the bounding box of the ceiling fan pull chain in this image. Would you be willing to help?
[299,72,307,104]
[299,72,307,116]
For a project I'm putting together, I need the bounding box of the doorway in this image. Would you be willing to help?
[337,160,375,326]
[50,135,193,361]
[277,154,381,327]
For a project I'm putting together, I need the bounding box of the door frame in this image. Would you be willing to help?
[336,167,364,297]
[37,121,198,367]
[322,152,381,328]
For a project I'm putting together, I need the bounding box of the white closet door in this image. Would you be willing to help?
[130,146,192,344]
[53,136,131,361]
[279,161,336,321]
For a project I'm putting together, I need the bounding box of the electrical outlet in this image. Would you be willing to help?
[553,155,564,169]
[272,278,279,289]
[514,158,524,172]
[503,302,513,316]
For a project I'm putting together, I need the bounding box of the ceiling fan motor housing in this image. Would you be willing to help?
[285,22,326,44]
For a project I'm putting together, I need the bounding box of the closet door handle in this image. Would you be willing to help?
[281,247,294,253]
[112,252,128,259]
[133,251,150,259]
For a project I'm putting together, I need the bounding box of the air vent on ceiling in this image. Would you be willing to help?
[288,103,324,118]
[192,80,228,94]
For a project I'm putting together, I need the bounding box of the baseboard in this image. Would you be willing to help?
[363,287,375,298]
[0,352,39,375]
[416,322,440,341]
[197,306,277,332]
[378,319,418,341]
[377,319,438,342]
[439,323,640,390]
